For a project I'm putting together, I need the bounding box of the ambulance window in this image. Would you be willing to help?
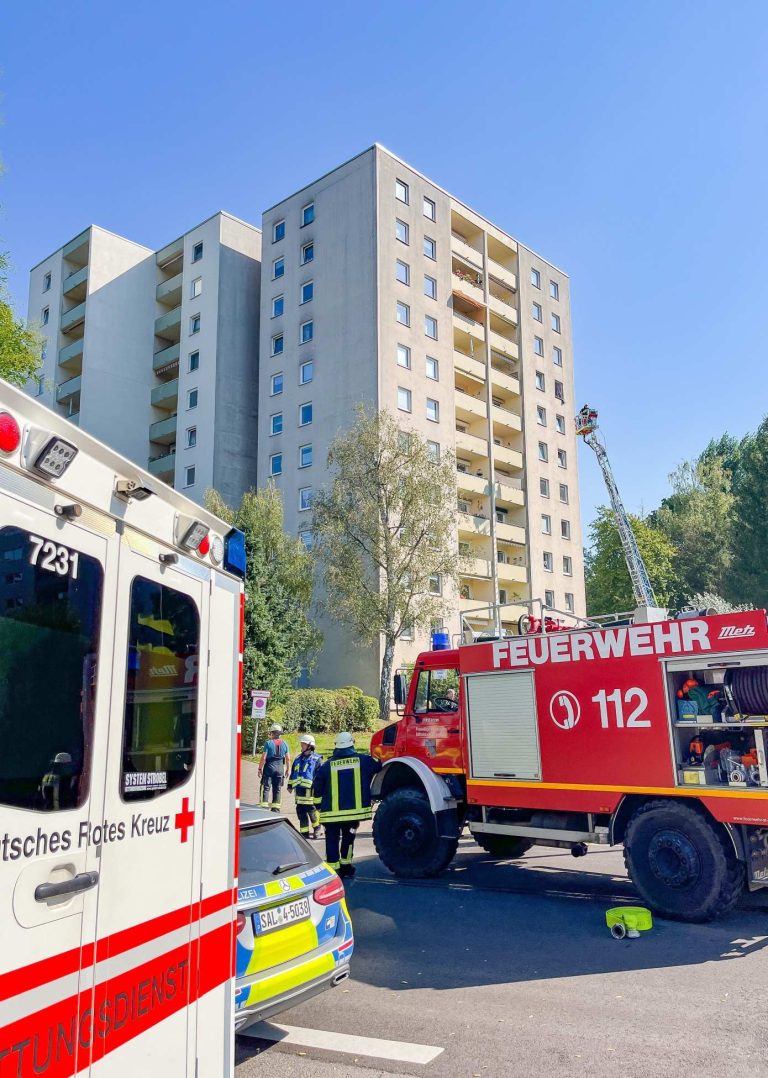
[0,526,103,812]
[121,577,199,801]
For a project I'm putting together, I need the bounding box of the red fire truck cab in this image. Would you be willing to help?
[370,607,768,921]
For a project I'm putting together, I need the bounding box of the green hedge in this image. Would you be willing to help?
[242,688,377,753]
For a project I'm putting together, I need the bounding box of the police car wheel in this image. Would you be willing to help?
[373,787,458,879]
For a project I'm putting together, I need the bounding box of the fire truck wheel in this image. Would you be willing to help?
[623,800,744,922]
[474,833,534,859]
[373,788,459,878]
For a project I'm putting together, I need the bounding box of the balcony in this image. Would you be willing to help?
[149,414,177,445]
[454,388,487,421]
[456,470,488,497]
[463,557,492,579]
[148,451,176,480]
[496,519,526,545]
[489,330,519,360]
[454,350,486,383]
[488,258,517,292]
[489,292,518,325]
[492,404,522,433]
[452,269,484,308]
[156,236,184,270]
[458,512,491,539]
[494,472,525,506]
[154,306,181,342]
[453,310,484,343]
[490,366,520,396]
[497,559,528,585]
[156,272,183,307]
[61,301,86,334]
[62,229,90,267]
[62,265,88,300]
[58,338,84,370]
[151,378,179,410]
[493,443,523,470]
[451,231,483,269]
[153,341,180,374]
[455,428,488,458]
[56,375,82,403]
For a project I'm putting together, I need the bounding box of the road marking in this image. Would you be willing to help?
[242,1021,444,1064]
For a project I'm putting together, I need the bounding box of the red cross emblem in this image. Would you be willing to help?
[174,797,195,843]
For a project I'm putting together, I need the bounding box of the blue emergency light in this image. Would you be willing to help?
[224,527,247,577]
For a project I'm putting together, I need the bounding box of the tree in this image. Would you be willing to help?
[585,506,678,615]
[312,407,462,721]
[729,416,768,607]
[206,485,321,708]
[686,592,753,614]
[0,252,42,387]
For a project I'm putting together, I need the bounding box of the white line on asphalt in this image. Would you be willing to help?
[242,1021,444,1064]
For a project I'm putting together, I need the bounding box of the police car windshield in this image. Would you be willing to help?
[239,819,318,886]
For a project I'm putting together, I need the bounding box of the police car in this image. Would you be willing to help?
[235,806,354,1030]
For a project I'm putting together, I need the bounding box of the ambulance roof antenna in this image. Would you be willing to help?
[575,404,657,608]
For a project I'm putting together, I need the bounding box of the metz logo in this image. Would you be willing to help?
[719,625,756,640]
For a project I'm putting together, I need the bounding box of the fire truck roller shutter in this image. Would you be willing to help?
[465,671,541,782]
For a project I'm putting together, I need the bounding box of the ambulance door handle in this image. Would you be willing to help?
[35,870,99,902]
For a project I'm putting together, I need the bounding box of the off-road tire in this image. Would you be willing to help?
[473,833,534,859]
[623,799,744,922]
[373,787,459,879]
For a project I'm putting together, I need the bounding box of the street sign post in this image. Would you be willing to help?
[250,689,272,755]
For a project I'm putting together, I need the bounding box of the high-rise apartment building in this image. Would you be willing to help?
[28,212,261,508]
[258,145,585,694]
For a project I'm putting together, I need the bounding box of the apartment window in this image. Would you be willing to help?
[299,487,313,512]
[299,530,314,551]
[559,483,569,504]
[270,372,283,396]
[41,307,49,326]
[557,448,567,468]
[541,513,552,535]
[555,414,565,434]
[543,552,553,573]
[540,477,550,497]
[427,440,440,461]
[423,196,436,221]
[553,346,563,366]
[563,555,573,576]
[300,320,314,344]
[273,257,285,279]
[43,272,51,292]
[531,268,541,288]
[397,343,411,369]
[396,301,410,327]
[426,398,439,423]
[272,333,284,356]
[424,274,437,299]
[425,315,438,339]
[535,371,545,391]
[192,242,203,262]
[190,314,201,335]
[301,281,314,304]
[301,202,315,226]
[190,277,202,299]
[184,427,196,449]
[565,592,575,613]
[423,236,436,260]
[395,179,409,204]
[187,388,198,409]
[34,377,44,397]
[185,466,196,487]
[533,336,544,356]
[299,444,313,468]
[532,301,542,322]
[399,431,412,452]
[273,219,285,243]
[299,360,313,384]
[538,442,548,462]
[270,412,283,436]
[401,622,414,641]
[301,242,314,264]
[272,295,284,318]
[550,280,559,300]
[424,574,441,597]
[189,350,199,372]
[561,519,571,540]
[396,260,410,285]
[426,357,439,380]
[555,380,565,402]
[396,219,409,245]
[269,453,282,476]
[499,590,508,606]
[551,313,561,333]
[299,402,313,426]
[397,387,412,413]
[537,405,546,426]
[545,590,555,608]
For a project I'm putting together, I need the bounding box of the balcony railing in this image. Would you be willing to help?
[62,265,88,297]
[56,375,82,403]
[153,341,180,373]
[148,451,176,479]
[58,338,84,368]
[151,378,179,409]
[154,306,181,339]
[61,301,86,334]
[149,414,178,444]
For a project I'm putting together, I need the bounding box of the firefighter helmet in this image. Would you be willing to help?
[335,731,354,749]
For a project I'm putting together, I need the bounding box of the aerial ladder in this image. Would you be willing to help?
[575,404,657,608]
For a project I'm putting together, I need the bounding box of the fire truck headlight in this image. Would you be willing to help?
[224,528,246,577]
[30,434,79,478]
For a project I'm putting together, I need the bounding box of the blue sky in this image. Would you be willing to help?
[3,1,767,530]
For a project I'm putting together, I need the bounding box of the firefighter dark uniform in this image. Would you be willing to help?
[312,733,381,877]
[259,728,289,811]
[288,738,323,838]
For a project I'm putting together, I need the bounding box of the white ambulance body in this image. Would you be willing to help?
[0,381,245,1077]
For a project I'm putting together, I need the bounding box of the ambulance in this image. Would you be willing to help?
[0,381,245,1076]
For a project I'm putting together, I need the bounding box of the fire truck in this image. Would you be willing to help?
[370,605,768,921]
[0,382,245,1076]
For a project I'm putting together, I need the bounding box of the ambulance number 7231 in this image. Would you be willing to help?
[28,533,80,579]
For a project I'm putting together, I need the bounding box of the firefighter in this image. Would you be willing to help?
[258,724,290,812]
[312,731,381,878]
[288,734,323,839]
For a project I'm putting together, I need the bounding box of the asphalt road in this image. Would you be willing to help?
[235,771,768,1078]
